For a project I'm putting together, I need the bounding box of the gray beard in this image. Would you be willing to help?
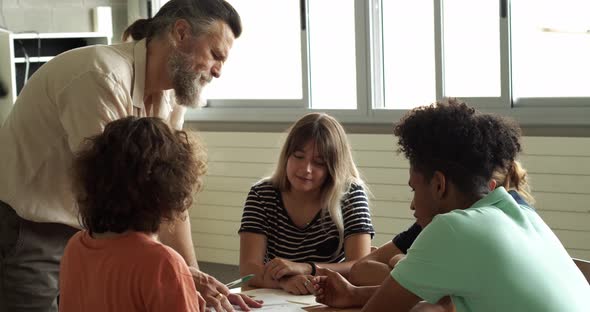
[168,49,209,108]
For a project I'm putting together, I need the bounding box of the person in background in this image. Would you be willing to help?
[313,99,590,311]
[239,112,375,295]
[59,116,207,312]
[0,1,258,311]
[491,160,535,206]
[348,159,536,287]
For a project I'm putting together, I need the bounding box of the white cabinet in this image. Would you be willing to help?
[0,31,110,124]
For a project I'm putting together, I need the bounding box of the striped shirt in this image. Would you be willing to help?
[239,181,374,264]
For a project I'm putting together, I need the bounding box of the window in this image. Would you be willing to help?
[308,0,357,109]
[442,0,501,98]
[204,0,303,101]
[381,0,436,109]
[149,0,590,126]
[206,0,359,110]
[511,0,590,100]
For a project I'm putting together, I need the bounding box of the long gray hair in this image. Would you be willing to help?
[122,0,242,42]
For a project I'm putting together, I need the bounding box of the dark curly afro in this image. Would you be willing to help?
[393,99,522,195]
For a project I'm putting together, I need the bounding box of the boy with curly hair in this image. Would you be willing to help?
[314,99,590,311]
[59,116,207,312]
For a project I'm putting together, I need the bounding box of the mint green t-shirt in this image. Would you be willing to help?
[392,187,590,312]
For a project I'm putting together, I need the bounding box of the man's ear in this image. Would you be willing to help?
[431,171,447,199]
[171,19,192,43]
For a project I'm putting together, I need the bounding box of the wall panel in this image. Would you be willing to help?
[190,133,590,265]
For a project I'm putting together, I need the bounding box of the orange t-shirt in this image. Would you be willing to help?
[59,231,200,312]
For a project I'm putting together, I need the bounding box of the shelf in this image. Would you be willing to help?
[11,32,111,40]
[1,30,111,124]
[14,57,53,63]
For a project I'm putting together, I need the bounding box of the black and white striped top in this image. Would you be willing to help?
[238,181,374,264]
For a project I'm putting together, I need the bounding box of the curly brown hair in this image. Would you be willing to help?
[394,99,522,196]
[72,116,207,234]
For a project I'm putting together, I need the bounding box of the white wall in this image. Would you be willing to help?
[0,0,127,42]
[188,131,590,265]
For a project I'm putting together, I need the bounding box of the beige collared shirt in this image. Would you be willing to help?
[0,39,186,228]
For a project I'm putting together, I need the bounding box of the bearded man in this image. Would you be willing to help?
[0,1,259,311]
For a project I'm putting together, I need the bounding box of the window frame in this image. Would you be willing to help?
[181,0,590,128]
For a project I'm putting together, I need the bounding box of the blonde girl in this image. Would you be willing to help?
[239,113,374,295]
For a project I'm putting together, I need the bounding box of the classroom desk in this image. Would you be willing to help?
[236,287,455,312]
[236,287,361,312]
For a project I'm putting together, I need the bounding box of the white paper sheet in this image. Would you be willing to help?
[208,288,319,311]
[241,288,318,306]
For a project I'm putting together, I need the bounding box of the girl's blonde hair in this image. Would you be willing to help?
[269,113,365,256]
[492,160,535,205]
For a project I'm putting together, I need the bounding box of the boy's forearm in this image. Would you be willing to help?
[352,285,381,307]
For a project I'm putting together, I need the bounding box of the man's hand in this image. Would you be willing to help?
[227,293,263,311]
[279,275,315,295]
[264,257,310,280]
[189,267,263,311]
[189,267,234,311]
[312,269,362,308]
